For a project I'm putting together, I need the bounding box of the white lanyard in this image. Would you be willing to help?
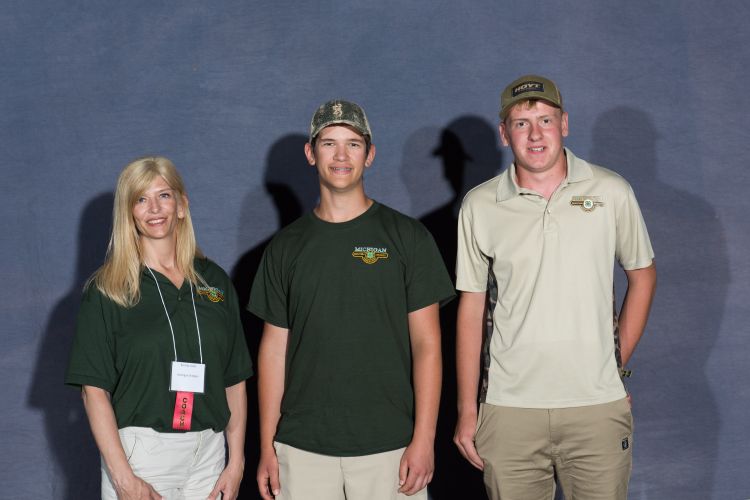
[146,266,203,363]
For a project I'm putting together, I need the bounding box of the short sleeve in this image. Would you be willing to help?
[455,201,491,291]
[222,281,254,387]
[64,286,118,391]
[405,223,456,312]
[615,183,655,270]
[247,239,290,329]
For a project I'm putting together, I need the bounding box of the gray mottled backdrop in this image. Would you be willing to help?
[2,1,748,499]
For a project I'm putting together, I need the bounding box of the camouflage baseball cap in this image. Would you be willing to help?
[309,99,372,142]
[500,75,563,119]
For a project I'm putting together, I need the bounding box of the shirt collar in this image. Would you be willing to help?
[496,147,593,203]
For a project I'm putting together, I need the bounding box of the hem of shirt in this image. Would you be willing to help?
[119,425,224,435]
[224,368,254,387]
[454,282,487,293]
[119,423,225,434]
[482,390,626,409]
[64,374,115,393]
[621,257,655,271]
[274,436,411,457]
[408,292,456,313]
[246,304,289,329]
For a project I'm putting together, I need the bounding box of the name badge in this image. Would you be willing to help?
[170,361,205,393]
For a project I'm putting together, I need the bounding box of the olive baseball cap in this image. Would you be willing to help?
[309,99,372,142]
[500,75,563,119]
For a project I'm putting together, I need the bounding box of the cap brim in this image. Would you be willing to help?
[311,120,371,140]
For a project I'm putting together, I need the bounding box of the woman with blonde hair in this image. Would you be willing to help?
[66,156,252,500]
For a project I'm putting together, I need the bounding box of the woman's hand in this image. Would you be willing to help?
[114,474,162,499]
[208,462,244,500]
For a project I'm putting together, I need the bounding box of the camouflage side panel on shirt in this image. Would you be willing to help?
[479,260,497,403]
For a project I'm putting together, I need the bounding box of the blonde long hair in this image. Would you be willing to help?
[89,156,205,307]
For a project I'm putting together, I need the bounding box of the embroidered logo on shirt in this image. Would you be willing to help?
[570,195,604,212]
[621,437,630,450]
[352,246,389,264]
[197,286,225,302]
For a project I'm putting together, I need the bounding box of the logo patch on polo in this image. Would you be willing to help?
[197,286,225,302]
[512,81,544,97]
[352,246,388,264]
[570,195,604,212]
[621,437,630,450]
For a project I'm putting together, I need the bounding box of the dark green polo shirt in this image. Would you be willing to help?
[66,258,253,432]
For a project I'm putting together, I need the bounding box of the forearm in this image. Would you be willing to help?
[257,323,288,454]
[258,373,283,454]
[409,304,442,444]
[619,263,657,366]
[82,385,134,485]
[411,354,441,444]
[456,292,486,417]
[224,381,247,469]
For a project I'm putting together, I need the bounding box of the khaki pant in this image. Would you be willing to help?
[274,442,428,500]
[101,427,225,500]
[475,398,633,500]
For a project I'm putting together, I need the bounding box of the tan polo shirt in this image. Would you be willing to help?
[456,148,654,408]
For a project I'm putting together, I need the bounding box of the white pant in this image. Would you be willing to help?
[101,427,225,500]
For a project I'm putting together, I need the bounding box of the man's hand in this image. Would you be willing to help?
[257,449,281,500]
[208,462,243,500]
[453,412,483,470]
[398,439,434,495]
[114,474,162,500]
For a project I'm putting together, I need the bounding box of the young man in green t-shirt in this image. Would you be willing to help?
[249,100,455,499]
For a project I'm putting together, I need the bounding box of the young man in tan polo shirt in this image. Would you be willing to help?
[453,75,657,499]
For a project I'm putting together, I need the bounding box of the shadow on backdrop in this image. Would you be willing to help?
[232,134,317,499]
[590,107,726,499]
[28,192,113,499]
[402,116,501,499]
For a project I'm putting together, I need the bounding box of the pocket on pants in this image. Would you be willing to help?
[615,397,633,434]
[118,429,138,462]
[274,441,288,468]
[119,428,164,466]
[474,403,485,440]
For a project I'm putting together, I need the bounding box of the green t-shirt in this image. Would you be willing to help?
[65,258,253,432]
[248,202,455,456]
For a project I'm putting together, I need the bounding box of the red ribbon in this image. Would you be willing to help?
[172,392,194,431]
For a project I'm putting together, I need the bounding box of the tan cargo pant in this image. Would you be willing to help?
[475,398,633,500]
[274,442,428,500]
